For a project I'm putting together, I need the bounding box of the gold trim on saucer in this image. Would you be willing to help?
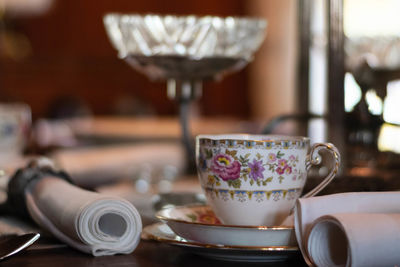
[155,204,294,230]
[142,223,299,251]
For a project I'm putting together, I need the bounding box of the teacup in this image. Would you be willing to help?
[196,134,340,226]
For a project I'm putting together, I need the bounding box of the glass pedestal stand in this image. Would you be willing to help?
[167,79,201,172]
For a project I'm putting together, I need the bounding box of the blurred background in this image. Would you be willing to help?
[1,0,400,194]
[0,0,295,120]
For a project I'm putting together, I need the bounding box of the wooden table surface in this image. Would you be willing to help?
[1,240,308,267]
[66,116,257,140]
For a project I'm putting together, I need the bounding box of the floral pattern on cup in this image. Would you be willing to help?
[201,148,302,189]
[205,187,302,203]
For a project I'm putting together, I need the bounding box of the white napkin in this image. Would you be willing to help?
[294,192,400,267]
[25,176,142,256]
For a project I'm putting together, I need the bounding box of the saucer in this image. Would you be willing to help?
[155,204,297,247]
[142,223,300,262]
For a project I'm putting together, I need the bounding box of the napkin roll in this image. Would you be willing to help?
[294,192,400,267]
[307,213,400,267]
[26,176,142,256]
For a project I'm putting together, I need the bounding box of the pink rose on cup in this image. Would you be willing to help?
[285,166,292,174]
[278,159,288,168]
[211,153,241,181]
[276,167,285,175]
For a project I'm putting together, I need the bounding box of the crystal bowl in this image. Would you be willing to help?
[103,13,267,81]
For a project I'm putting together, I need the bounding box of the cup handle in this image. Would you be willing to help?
[302,143,341,198]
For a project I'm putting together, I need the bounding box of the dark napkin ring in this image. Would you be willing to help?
[0,158,74,220]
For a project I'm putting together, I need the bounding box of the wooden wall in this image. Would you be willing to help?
[247,0,297,122]
[0,0,250,120]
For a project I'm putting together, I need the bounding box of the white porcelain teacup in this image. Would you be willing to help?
[196,134,340,226]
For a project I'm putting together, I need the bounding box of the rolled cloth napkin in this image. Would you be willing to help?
[3,159,142,256]
[293,192,400,267]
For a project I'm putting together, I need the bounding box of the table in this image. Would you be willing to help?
[64,116,259,141]
[2,239,308,267]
